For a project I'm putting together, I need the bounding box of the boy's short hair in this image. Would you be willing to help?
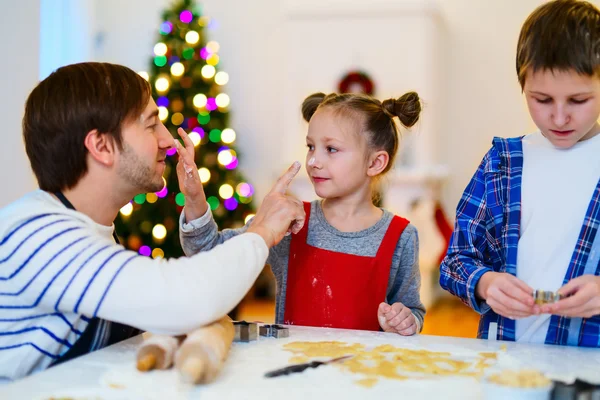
[516,0,600,88]
[23,62,151,192]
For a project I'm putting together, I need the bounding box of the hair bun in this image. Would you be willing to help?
[382,91,421,128]
[301,92,327,122]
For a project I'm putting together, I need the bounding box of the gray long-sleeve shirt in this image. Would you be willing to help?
[180,200,425,331]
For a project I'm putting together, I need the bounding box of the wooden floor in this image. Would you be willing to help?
[237,295,480,338]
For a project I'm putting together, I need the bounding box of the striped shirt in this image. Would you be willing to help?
[0,190,269,380]
[440,135,600,347]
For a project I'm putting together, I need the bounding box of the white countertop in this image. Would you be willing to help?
[2,325,599,400]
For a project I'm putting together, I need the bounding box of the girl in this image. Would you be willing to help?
[175,91,425,335]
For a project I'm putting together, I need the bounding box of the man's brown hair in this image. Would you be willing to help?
[23,62,151,192]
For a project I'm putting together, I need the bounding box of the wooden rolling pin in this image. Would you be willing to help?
[174,316,235,384]
[136,333,183,371]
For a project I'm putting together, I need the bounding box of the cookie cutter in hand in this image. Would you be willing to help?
[533,289,564,305]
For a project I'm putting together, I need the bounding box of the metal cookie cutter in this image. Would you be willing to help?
[233,320,258,342]
[533,289,564,305]
[259,324,289,339]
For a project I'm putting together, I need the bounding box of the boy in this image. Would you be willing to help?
[440,0,600,347]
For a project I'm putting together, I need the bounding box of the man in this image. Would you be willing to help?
[0,62,304,380]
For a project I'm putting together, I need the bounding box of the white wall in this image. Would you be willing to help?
[40,0,96,80]
[89,0,563,214]
[3,0,599,214]
[0,2,40,207]
[434,0,544,213]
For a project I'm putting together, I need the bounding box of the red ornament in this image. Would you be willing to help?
[187,117,199,129]
[338,71,375,95]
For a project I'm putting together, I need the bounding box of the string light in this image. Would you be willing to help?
[221,128,236,144]
[154,56,167,67]
[154,43,168,56]
[134,194,146,204]
[206,41,220,53]
[170,62,185,77]
[152,224,167,240]
[206,98,217,111]
[180,10,193,23]
[189,131,201,146]
[139,245,152,256]
[158,106,169,121]
[225,157,238,170]
[245,214,255,224]
[159,22,173,35]
[239,195,252,204]
[182,48,195,60]
[146,193,159,204]
[120,202,133,216]
[209,129,221,143]
[171,112,184,126]
[199,47,210,60]
[207,54,220,66]
[138,71,149,81]
[224,197,238,211]
[201,65,216,79]
[215,93,230,108]
[218,149,235,166]
[198,167,211,183]
[197,112,210,125]
[185,31,200,45]
[152,248,165,259]
[192,127,205,139]
[155,77,170,92]
[207,196,219,210]
[236,183,254,197]
[215,71,229,85]
[219,184,234,199]
[157,96,169,107]
[193,94,208,108]
[156,186,168,198]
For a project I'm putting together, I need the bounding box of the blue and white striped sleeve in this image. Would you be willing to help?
[2,213,268,335]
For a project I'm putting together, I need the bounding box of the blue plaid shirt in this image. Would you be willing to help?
[440,136,600,347]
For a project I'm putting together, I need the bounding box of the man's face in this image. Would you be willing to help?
[117,98,173,193]
[524,69,600,149]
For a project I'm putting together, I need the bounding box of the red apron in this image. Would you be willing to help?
[283,202,409,331]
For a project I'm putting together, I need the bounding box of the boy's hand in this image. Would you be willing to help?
[378,302,417,336]
[476,272,535,319]
[174,127,208,222]
[540,275,600,318]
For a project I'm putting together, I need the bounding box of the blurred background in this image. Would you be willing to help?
[3,0,585,338]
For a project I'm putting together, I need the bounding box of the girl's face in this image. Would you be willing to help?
[305,108,373,200]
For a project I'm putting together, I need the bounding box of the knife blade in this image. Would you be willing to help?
[264,355,352,378]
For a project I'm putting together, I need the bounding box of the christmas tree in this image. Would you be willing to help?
[115,0,255,259]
